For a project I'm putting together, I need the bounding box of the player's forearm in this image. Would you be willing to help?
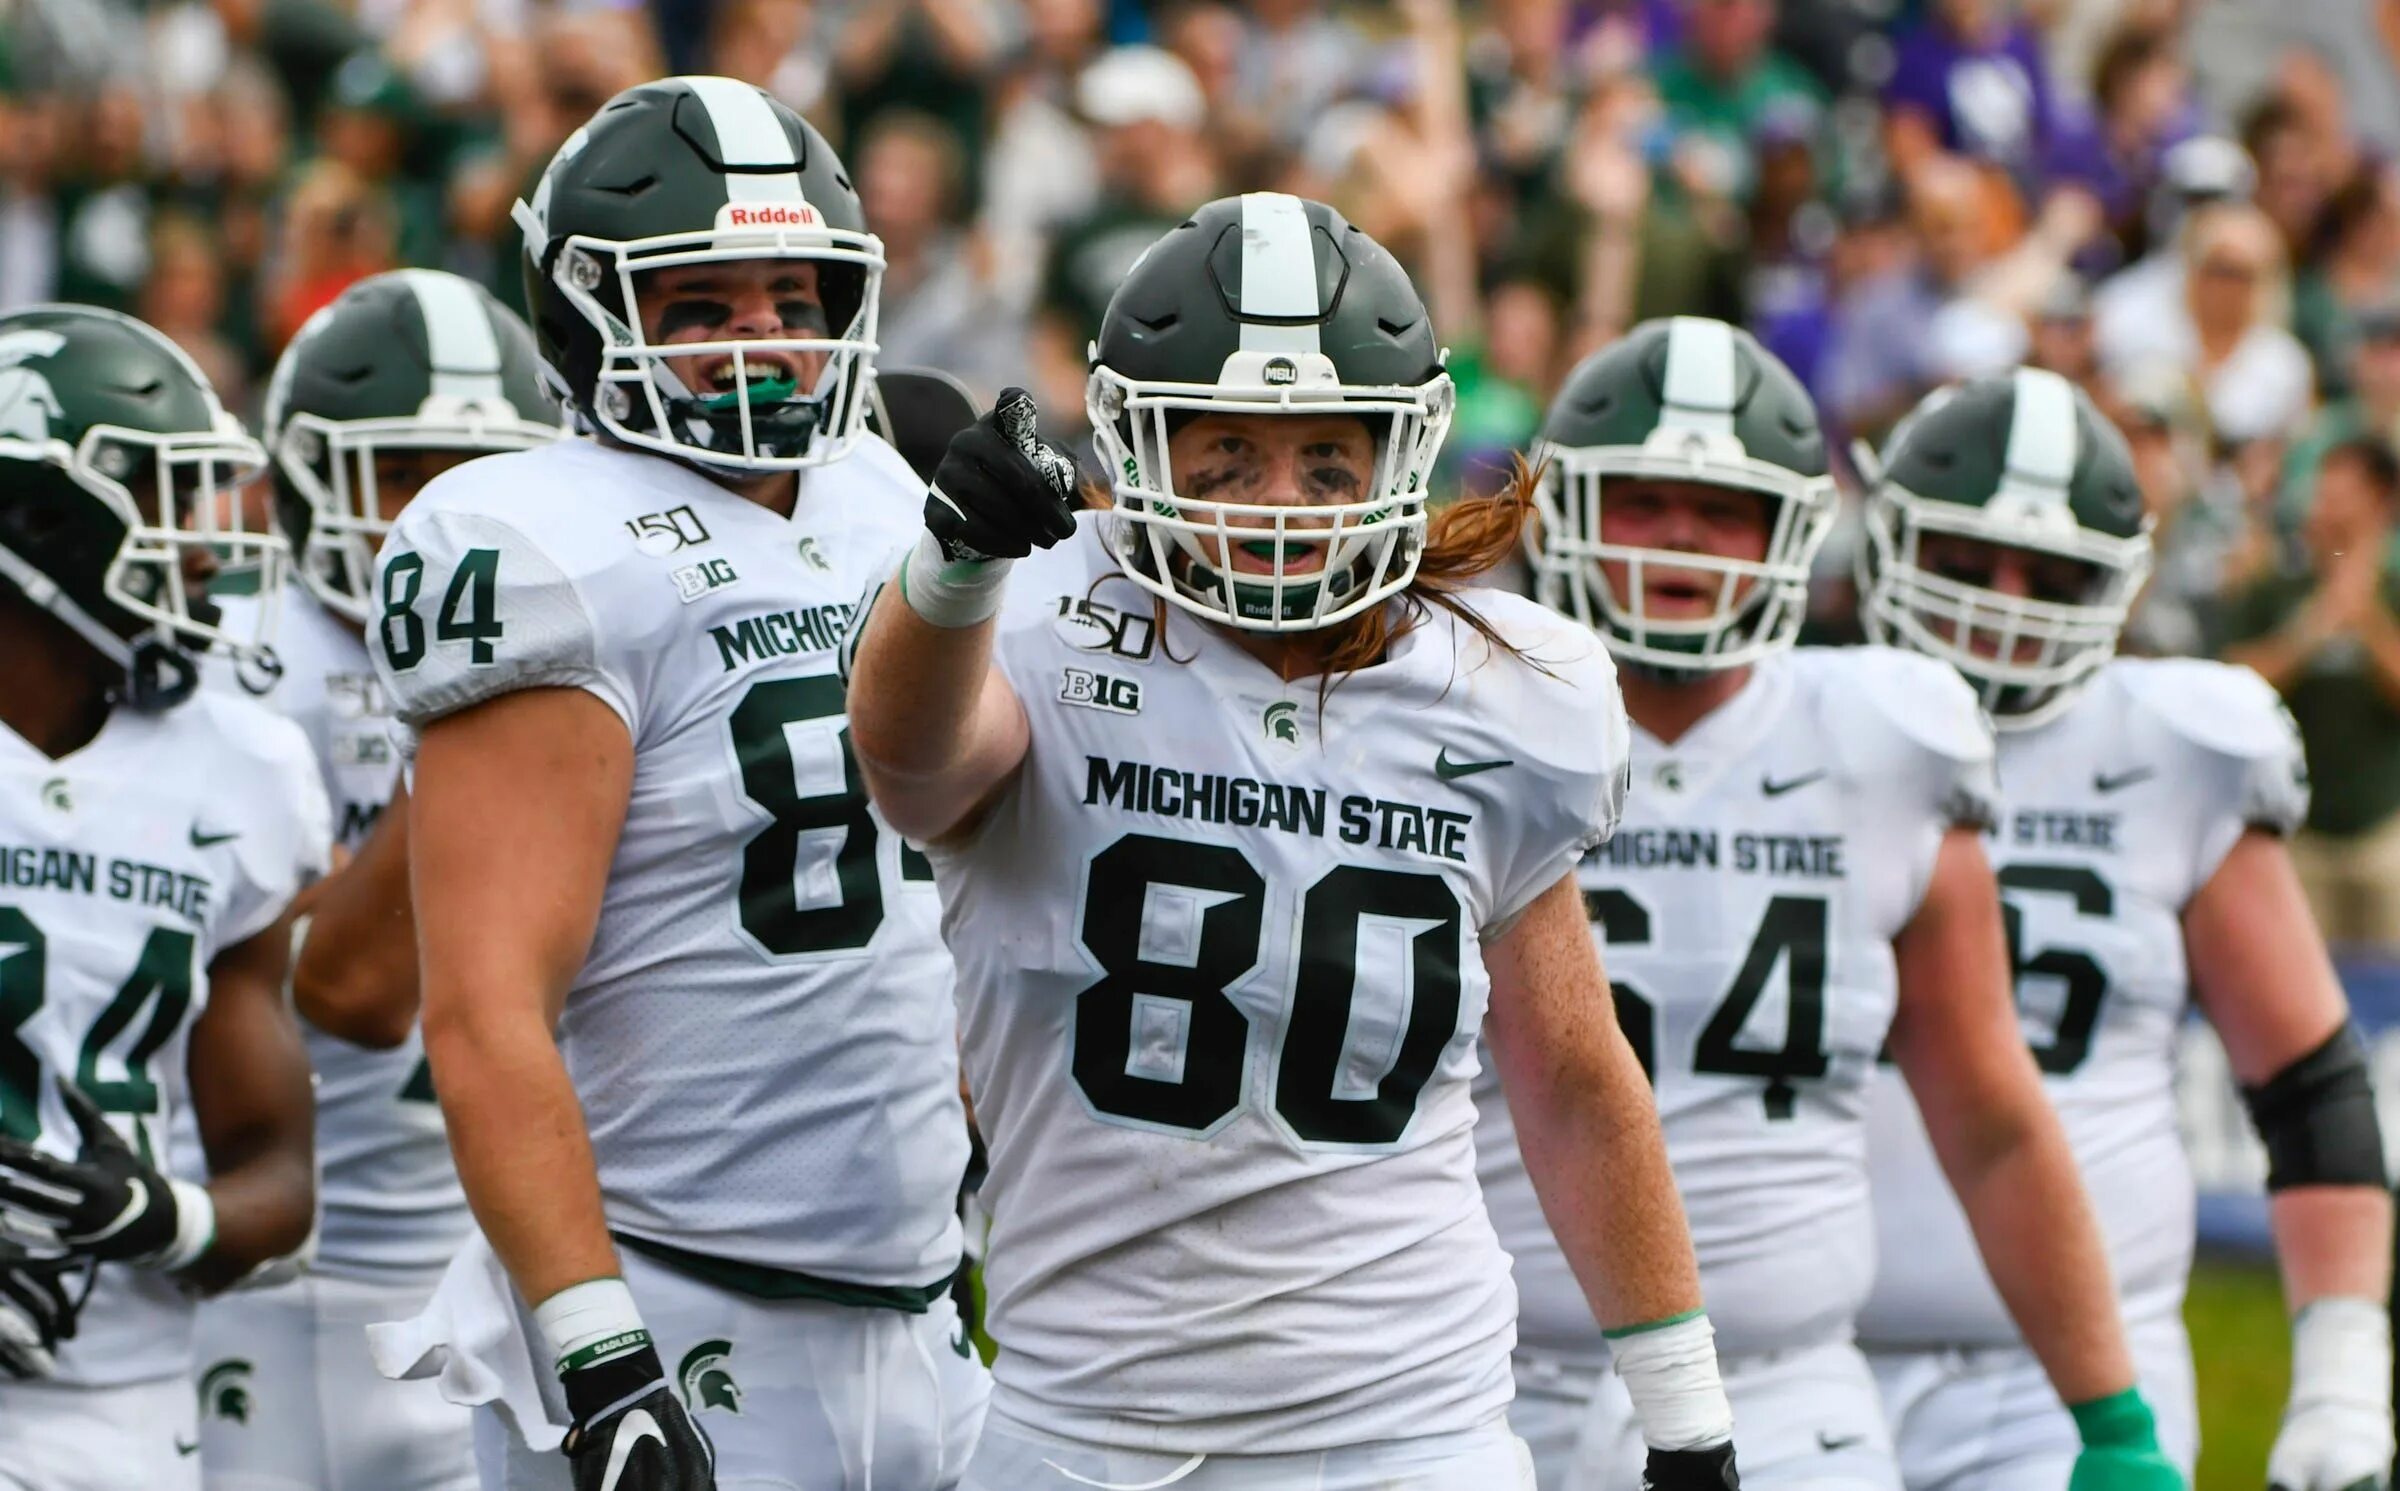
[186,1136,317,1294]
[1946,1110,2137,1403]
[1519,1047,1706,1330]
[292,794,420,1049]
[421,1000,618,1305]
[849,582,1026,840]
[2271,1186,2395,1309]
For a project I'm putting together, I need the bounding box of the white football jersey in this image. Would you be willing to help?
[929,522,1630,1454]
[1477,647,1997,1364]
[0,690,328,1385]
[1860,658,2307,1348]
[369,435,966,1289]
[211,587,466,1280]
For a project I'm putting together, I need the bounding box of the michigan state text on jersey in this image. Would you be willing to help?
[0,304,325,1491]
[1859,368,2394,1491]
[847,194,1742,1491]
[363,77,987,1491]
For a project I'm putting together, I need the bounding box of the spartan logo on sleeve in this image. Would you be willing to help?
[676,1339,743,1416]
[0,330,66,442]
[199,1359,254,1424]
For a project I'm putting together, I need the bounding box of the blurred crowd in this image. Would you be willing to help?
[7,0,2400,945]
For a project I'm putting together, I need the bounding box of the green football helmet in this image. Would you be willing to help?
[512,75,882,474]
[1086,192,1455,632]
[1530,317,1836,671]
[264,269,561,627]
[0,304,272,710]
[1860,366,2152,729]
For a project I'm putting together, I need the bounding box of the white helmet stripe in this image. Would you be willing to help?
[1657,316,1737,436]
[399,270,505,406]
[1234,192,1322,357]
[1999,365,2078,506]
[680,75,805,205]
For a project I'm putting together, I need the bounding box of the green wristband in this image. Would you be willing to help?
[2069,1388,2161,1451]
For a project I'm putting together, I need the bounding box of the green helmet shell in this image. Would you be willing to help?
[1861,367,2153,728]
[514,75,882,473]
[1537,318,1826,476]
[1086,192,1456,633]
[264,269,561,624]
[1530,317,1836,673]
[0,304,272,710]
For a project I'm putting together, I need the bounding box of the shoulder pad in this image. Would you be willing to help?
[2113,657,2298,764]
[1803,645,1995,767]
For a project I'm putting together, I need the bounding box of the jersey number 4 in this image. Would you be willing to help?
[1586,888,1830,1121]
[0,907,193,1154]
[1074,833,1463,1147]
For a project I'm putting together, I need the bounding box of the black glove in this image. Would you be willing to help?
[0,1081,182,1265]
[0,1238,87,1379]
[922,386,1081,563]
[1645,1441,1741,1490]
[561,1344,715,1491]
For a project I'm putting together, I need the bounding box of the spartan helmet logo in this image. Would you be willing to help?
[0,331,68,446]
[1261,700,1300,748]
[38,778,69,813]
[795,536,830,572]
[677,1339,743,1416]
[199,1359,254,1425]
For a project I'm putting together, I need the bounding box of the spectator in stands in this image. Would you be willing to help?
[1028,45,1216,444]
[1824,153,2022,438]
[53,82,156,312]
[1652,0,1827,210]
[980,0,1109,295]
[831,0,1000,185]
[2293,161,2400,398]
[0,89,66,312]
[2064,22,2205,258]
[2027,272,2104,395]
[139,211,246,411]
[1883,0,2068,195]
[2290,297,2400,516]
[2098,200,2315,446]
[2116,360,2228,657]
[858,109,1019,402]
[1232,0,1372,156]
[2221,435,2400,951]
[262,159,396,353]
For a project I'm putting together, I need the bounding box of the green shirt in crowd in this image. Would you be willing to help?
[2219,569,2400,837]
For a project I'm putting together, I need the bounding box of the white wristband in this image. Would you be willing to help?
[156,1178,216,1273]
[1608,1309,1735,1451]
[534,1276,651,1375]
[2291,1296,2391,1407]
[899,531,1013,629]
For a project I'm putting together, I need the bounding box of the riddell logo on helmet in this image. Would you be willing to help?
[715,202,821,231]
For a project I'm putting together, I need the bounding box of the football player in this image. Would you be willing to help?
[1857,370,2394,1490]
[0,304,325,1489]
[847,192,1740,1490]
[1481,320,2187,1491]
[362,79,986,1490]
[193,268,562,1491]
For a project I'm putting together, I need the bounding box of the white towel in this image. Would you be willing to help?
[366,1230,570,1453]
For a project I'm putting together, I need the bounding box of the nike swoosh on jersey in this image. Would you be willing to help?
[189,825,240,848]
[1761,770,1828,797]
[1816,1431,1866,1452]
[1434,748,1513,780]
[2092,766,2156,794]
[602,1408,669,1491]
